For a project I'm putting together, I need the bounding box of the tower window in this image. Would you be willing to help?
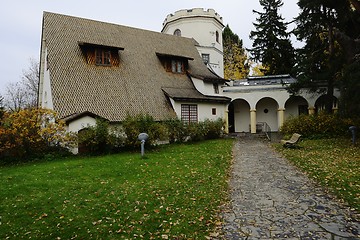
[216,31,220,43]
[202,54,210,65]
[174,29,181,37]
[213,83,219,94]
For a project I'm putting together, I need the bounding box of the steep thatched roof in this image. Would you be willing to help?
[41,12,226,121]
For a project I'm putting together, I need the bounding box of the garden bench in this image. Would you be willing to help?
[281,133,302,148]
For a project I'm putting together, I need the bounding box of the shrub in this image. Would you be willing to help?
[280,112,357,139]
[0,108,76,163]
[203,118,225,139]
[187,122,206,142]
[78,119,125,155]
[164,118,225,143]
[164,118,188,143]
[122,114,166,148]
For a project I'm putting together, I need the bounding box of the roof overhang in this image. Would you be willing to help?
[156,52,194,61]
[61,111,108,124]
[78,41,125,51]
[162,87,230,104]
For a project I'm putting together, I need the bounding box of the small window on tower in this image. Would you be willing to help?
[216,31,220,43]
[213,83,219,94]
[202,54,210,65]
[174,29,181,37]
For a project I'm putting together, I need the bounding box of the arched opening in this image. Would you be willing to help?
[315,95,338,113]
[285,96,309,119]
[228,99,250,133]
[256,97,279,131]
[174,29,181,36]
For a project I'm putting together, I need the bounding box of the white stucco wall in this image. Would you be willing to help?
[170,98,226,122]
[67,116,97,133]
[162,8,224,77]
[39,47,54,110]
[192,77,223,96]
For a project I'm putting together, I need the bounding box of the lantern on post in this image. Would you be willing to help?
[138,133,149,158]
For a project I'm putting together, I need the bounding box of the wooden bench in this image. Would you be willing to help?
[281,133,302,148]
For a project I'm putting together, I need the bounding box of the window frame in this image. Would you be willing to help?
[202,54,210,65]
[213,83,219,94]
[181,104,198,124]
[95,48,112,66]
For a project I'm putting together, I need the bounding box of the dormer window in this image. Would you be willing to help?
[156,52,193,74]
[78,42,124,67]
[95,48,111,66]
[171,60,184,73]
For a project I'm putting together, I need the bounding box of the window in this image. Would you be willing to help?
[216,31,220,43]
[202,54,210,65]
[181,104,198,124]
[174,29,181,36]
[171,60,184,73]
[212,108,217,115]
[213,83,219,94]
[95,49,111,66]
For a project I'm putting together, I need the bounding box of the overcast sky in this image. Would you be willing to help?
[0,0,300,94]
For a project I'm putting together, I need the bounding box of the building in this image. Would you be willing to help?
[224,75,340,133]
[38,12,230,137]
[162,8,225,78]
[38,9,340,139]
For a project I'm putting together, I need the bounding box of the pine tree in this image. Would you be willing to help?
[290,0,358,114]
[249,0,295,76]
[223,25,249,80]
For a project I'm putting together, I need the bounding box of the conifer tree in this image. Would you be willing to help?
[223,25,249,80]
[290,0,359,114]
[249,0,295,76]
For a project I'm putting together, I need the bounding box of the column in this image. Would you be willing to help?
[224,110,229,134]
[308,106,315,115]
[250,109,257,134]
[278,108,285,129]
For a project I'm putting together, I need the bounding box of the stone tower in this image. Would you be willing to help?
[162,8,225,77]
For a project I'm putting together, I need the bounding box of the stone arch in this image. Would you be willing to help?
[228,99,251,133]
[285,96,309,119]
[256,97,279,131]
[315,95,338,113]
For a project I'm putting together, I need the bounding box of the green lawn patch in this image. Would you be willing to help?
[274,137,360,211]
[0,139,234,239]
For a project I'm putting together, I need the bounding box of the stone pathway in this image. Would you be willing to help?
[221,138,360,239]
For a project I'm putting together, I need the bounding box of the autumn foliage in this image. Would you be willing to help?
[0,108,76,162]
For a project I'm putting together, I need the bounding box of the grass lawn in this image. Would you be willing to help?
[0,138,234,239]
[274,137,360,212]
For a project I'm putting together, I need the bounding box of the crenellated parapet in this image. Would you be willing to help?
[162,8,224,28]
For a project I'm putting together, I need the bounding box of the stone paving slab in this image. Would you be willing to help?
[221,138,359,239]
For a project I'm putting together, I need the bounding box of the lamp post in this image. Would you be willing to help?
[138,133,149,158]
